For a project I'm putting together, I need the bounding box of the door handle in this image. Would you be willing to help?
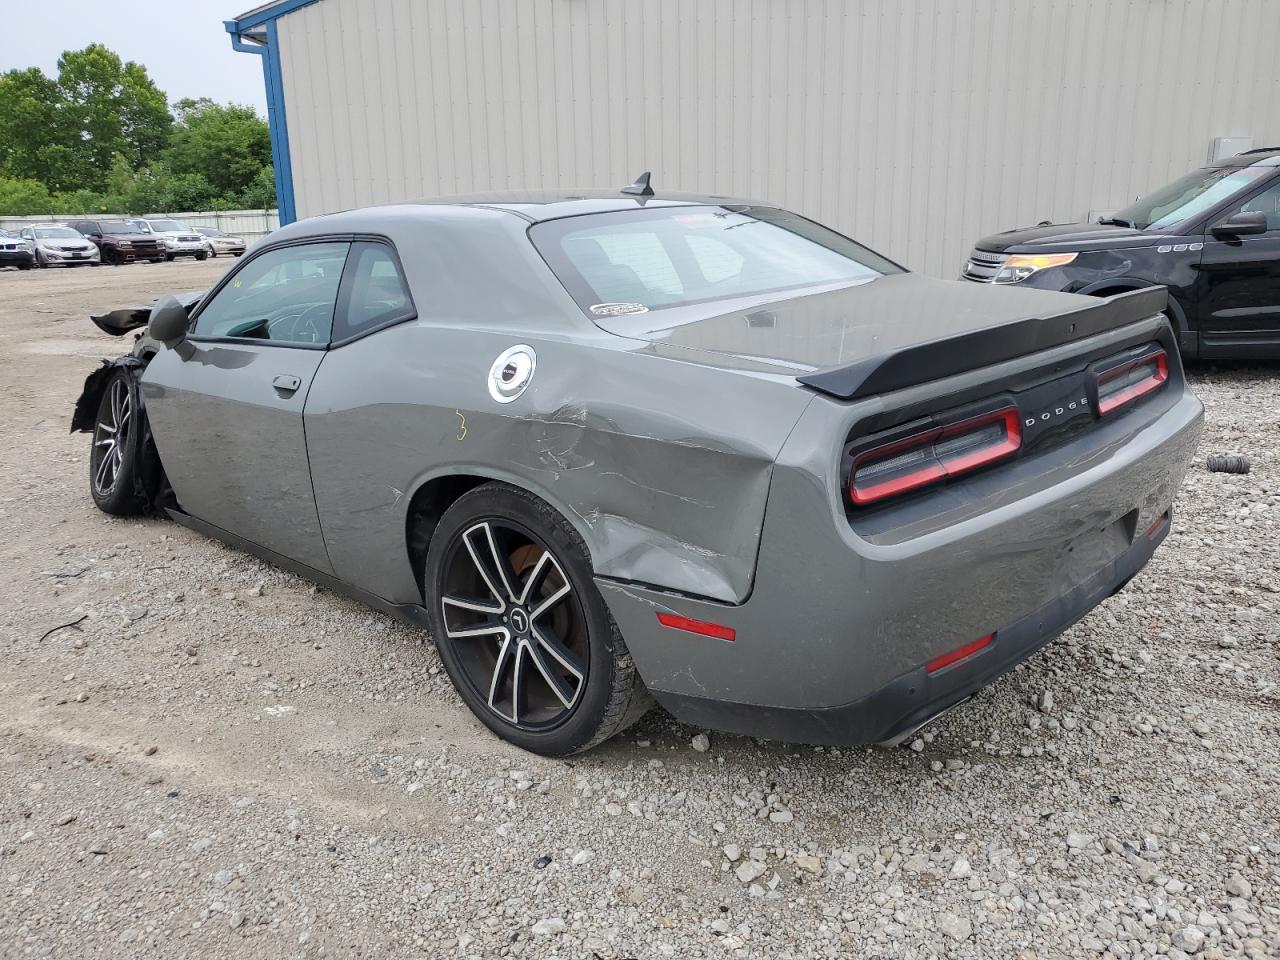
[272,374,302,395]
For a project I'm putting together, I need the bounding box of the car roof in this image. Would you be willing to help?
[399,188,762,223]
[1210,148,1280,169]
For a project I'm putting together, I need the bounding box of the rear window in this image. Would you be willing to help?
[530,205,901,315]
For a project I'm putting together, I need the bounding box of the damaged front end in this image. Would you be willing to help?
[72,291,200,510]
[89,289,203,337]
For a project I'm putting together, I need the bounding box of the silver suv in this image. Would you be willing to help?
[136,218,209,262]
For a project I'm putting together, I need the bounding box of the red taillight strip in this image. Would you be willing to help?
[1096,350,1169,416]
[849,406,1022,506]
[925,633,994,675]
[656,612,736,642]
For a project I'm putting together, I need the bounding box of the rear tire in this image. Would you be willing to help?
[89,371,150,516]
[424,483,651,756]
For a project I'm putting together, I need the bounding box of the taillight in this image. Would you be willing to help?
[849,406,1022,506]
[1094,348,1168,416]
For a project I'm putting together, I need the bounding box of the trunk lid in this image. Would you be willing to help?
[593,273,1167,398]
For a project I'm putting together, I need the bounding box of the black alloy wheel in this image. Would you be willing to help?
[425,483,650,755]
[88,371,150,516]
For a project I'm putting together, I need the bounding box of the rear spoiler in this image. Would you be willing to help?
[90,290,204,336]
[796,286,1168,401]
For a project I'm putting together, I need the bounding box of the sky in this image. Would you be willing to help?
[0,0,268,115]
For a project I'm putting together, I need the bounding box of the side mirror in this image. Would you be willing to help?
[1210,210,1267,239]
[149,295,190,349]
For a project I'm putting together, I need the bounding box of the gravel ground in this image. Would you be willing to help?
[1,261,1277,959]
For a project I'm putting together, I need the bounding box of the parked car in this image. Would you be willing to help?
[0,228,36,270]
[135,218,210,261]
[72,182,1202,756]
[21,224,101,267]
[68,219,164,265]
[194,226,247,258]
[963,147,1280,359]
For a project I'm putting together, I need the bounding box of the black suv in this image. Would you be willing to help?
[964,149,1280,359]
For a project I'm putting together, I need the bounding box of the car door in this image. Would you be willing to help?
[141,239,351,572]
[1197,177,1280,356]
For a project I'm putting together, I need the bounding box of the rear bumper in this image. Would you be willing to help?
[641,515,1165,745]
[599,374,1202,745]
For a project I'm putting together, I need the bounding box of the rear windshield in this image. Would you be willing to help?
[530,205,901,315]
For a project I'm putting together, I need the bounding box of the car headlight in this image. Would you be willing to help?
[993,252,1077,284]
[117,241,132,248]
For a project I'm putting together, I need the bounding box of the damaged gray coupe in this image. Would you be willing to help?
[73,182,1203,755]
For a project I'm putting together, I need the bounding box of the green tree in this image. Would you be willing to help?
[0,68,74,188]
[0,175,54,215]
[166,98,272,197]
[237,165,277,209]
[56,44,172,181]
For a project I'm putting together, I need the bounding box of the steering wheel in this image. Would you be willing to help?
[266,302,328,343]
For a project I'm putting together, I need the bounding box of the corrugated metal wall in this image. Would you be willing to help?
[275,0,1280,277]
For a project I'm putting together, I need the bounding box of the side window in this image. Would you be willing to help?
[192,241,350,345]
[332,241,416,341]
[1233,181,1280,231]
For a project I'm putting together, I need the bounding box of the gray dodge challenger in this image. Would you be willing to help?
[73,180,1203,756]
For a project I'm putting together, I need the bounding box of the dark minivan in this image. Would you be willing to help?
[963,149,1280,359]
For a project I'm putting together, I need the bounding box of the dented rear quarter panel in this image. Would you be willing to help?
[304,324,815,605]
[298,208,816,606]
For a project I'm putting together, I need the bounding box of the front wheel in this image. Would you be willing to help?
[424,483,650,756]
[89,371,150,516]
[195,252,207,261]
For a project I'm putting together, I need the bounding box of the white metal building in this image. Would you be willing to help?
[227,0,1280,277]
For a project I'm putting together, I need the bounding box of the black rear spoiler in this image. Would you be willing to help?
[90,290,204,336]
[796,286,1168,401]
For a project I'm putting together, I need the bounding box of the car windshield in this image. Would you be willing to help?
[531,205,901,313]
[1114,165,1272,231]
[198,227,225,237]
[35,227,82,239]
[148,219,187,232]
[101,220,143,234]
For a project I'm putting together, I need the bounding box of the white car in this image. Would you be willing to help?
[194,226,247,258]
[20,224,101,267]
[136,218,209,262]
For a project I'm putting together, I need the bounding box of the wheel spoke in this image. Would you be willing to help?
[516,550,554,606]
[487,635,516,720]
[97,420,116,436]
[461,523,508,611]
[442,593,504,615]
[524,637,579,708]
[443,619,507,641]
[94,448,114,490]
[529,581,571,623]
[479,522,519,603]
[509,642,528,725]
[531,625,585,683]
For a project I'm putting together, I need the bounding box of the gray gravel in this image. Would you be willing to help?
[1,262,1278,958]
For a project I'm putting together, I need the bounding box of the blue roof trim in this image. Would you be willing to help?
[225,18,298,224]
[229,0,322,32]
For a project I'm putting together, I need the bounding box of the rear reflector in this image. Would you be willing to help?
[850,406,1022,506]
[1145,510,1170,538]
[1095,349,1168,416]
[925,633,994,675]
[656,612,736,642]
